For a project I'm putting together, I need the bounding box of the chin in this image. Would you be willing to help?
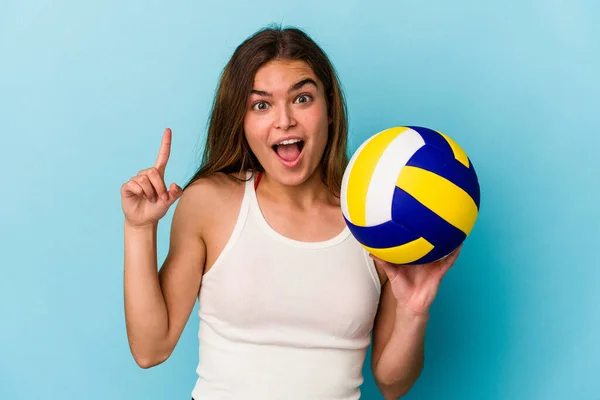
[265,161,321,188]
[270,166,310,186]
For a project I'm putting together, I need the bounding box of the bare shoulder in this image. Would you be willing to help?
[175,171,247,237]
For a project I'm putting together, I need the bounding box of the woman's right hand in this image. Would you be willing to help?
[121,128,183,228]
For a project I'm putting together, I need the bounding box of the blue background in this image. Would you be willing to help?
[1,0,599,399]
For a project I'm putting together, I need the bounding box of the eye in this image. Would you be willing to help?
[251,101,270,111]
[294,94,313,104]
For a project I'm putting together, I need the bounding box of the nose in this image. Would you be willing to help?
[274,104,296,131]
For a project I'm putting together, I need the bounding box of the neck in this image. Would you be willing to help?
[259,169,333,209]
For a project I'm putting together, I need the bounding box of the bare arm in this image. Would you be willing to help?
[121,128,207,368]
[371,283,427,399]
[123,189,206,368]
[370,248,461,398]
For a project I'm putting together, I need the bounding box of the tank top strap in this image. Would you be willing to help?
[223,170,253,247]
[254,171,263,190]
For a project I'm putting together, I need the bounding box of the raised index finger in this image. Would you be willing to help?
[154,128,172,174]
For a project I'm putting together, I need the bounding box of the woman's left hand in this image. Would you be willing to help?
[370,244,463,316]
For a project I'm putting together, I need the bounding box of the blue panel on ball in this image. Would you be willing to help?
[408,246,455,265]
[406,144,481,209]
[391,187,466,258]
[465,158,480,209]
[344,217,420,249]
[406,126,453,154]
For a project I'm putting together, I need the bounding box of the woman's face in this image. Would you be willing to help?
[243,59,331,187]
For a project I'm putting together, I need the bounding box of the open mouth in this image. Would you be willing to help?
[272,139,305,166]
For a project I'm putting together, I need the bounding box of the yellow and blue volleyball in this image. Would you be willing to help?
[341,126,480,265]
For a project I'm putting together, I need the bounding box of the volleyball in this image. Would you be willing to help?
[341,126,480,265]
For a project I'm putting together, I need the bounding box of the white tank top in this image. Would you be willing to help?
[191,171,382,400]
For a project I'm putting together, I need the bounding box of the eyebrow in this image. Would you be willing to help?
[251,78,318,97]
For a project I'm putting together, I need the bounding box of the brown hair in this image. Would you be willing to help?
[184,25,348,195]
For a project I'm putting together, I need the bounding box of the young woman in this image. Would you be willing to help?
[121,26,461,400]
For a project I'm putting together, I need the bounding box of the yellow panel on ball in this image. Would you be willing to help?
[396,166,479,235]
[363,237,435,265]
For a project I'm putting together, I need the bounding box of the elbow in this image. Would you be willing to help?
[134,354,165,369]
[374,368,422,399]
[130,342,172,369]
[388,387,413,400]
[376,379,413,400]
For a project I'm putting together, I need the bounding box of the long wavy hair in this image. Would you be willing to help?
[184,25,349,196]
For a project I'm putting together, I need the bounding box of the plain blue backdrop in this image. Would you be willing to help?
[1,0,599,399]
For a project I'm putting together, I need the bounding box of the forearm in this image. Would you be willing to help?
[374,308,429,399]
[123,221,169,365]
